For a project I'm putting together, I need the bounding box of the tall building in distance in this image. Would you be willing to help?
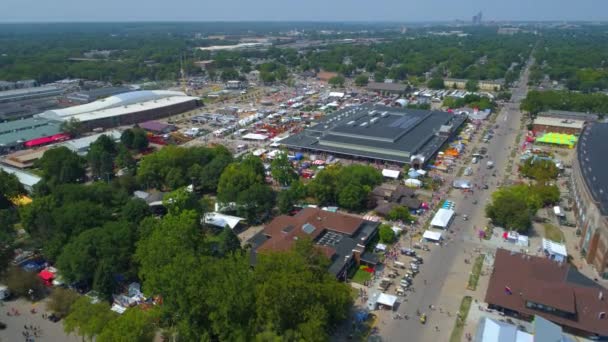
[472,11,483,25]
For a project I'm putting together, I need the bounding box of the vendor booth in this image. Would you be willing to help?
[423,230,442,241]
[542,238,567,262]
[430,208,455,229]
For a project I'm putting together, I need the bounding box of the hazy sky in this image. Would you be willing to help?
[1,0,606,22]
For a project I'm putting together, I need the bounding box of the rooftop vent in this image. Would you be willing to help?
[302,223,316,234]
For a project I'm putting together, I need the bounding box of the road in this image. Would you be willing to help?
[378,59,533,342]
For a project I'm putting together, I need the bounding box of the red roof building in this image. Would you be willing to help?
[250,208,380,279]
[485,248,608,337]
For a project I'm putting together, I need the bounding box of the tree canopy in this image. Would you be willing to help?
[485,184,560,232]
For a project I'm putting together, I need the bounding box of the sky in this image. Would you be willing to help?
[1,0,606,22]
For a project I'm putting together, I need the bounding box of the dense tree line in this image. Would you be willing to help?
[521,90,608,116]
[533,29,608,91]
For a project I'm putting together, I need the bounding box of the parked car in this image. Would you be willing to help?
[401,248,416,256]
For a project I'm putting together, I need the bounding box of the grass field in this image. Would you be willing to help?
[351,269,372,284]
[467,254,485,290]
[543,223,565,242]
[449,296,473,342]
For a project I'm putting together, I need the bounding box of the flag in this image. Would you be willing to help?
[505,286,512,295]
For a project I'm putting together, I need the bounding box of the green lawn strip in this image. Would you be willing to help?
[351,269,372,285]
[467,254,485,290]
[449,296,473,342]
[543,223,565,242]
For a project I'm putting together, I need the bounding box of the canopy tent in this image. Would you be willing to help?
[553,206,564,217]
[423,230,442,241]
[391,226,403,235]
[203,212,244,230]
[542,238,567,262]
[452,179,472,189]
[407,168,420,179]
[430,208,455,229]
[536,133,578,148]
[38,269,54,286]
[375,243,387,252]
[404,178,422,188]
[376,293,398,308]
[382,169,401,179]
[242,133,269,141]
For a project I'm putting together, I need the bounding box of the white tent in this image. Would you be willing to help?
[203,212,244,230]
[553,206,564,217]
[404,178,422,188]
[242,133,269,141]
[382,169,400,179]
[430,208,455,229]
[376,293,398,308]
[423,230,442,241]
[329,92,345,98]
[542,238,567,262]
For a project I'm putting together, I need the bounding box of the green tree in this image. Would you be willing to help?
[115,145,136,172]
[254,239,352,340]
[88,134,118,180]
[215,227,242,256]
[465,79,479,92]
[387,206,414,222]
[47,288,80,318]
[485,185,535,232]
[121,198,151,223]
[519,157,559,181]
[328,75,345,88]
[132,128,149,151]
[5,266,45,300]
[378,224,396,243]
[270,152,298,186]
[64,297,118,341]
[97,308,159,342]
[427,77,445,89]
[236,183,275,223]
[36,147,86,185]
[163,187,201,216]
[59,118,84,138]
[338,184,367,211]
[354,74,369,87]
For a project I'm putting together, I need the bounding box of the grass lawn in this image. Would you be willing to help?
[351,269,372,285]
[543,223,565,242]
[467,254,485,290]
[449,296,473,342]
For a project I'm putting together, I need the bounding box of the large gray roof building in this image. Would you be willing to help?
[281,104,466,165]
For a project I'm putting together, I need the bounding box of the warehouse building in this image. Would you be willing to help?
[37,90,201,129]
[0,117,62,153]
[533,116,585,135]
[66,86,131,104]
[366,82,409,95]
[280,104,466,166]
[0,86,65,103]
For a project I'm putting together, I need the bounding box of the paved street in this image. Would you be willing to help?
[377,59,533,342]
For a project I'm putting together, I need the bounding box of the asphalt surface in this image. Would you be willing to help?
[378,60,532,342]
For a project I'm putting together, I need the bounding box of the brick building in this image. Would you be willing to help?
[572,123,608,279]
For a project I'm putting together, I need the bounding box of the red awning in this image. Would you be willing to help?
[24,133,70,148]
[38,269,54,281]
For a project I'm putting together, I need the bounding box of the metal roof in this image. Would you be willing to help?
[577,123,608,215]
[37,90,190,121]
[281,104,465,164]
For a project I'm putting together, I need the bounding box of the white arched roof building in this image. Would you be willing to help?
[38,90,191,122]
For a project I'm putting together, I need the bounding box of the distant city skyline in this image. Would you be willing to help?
[1,0,607,23]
